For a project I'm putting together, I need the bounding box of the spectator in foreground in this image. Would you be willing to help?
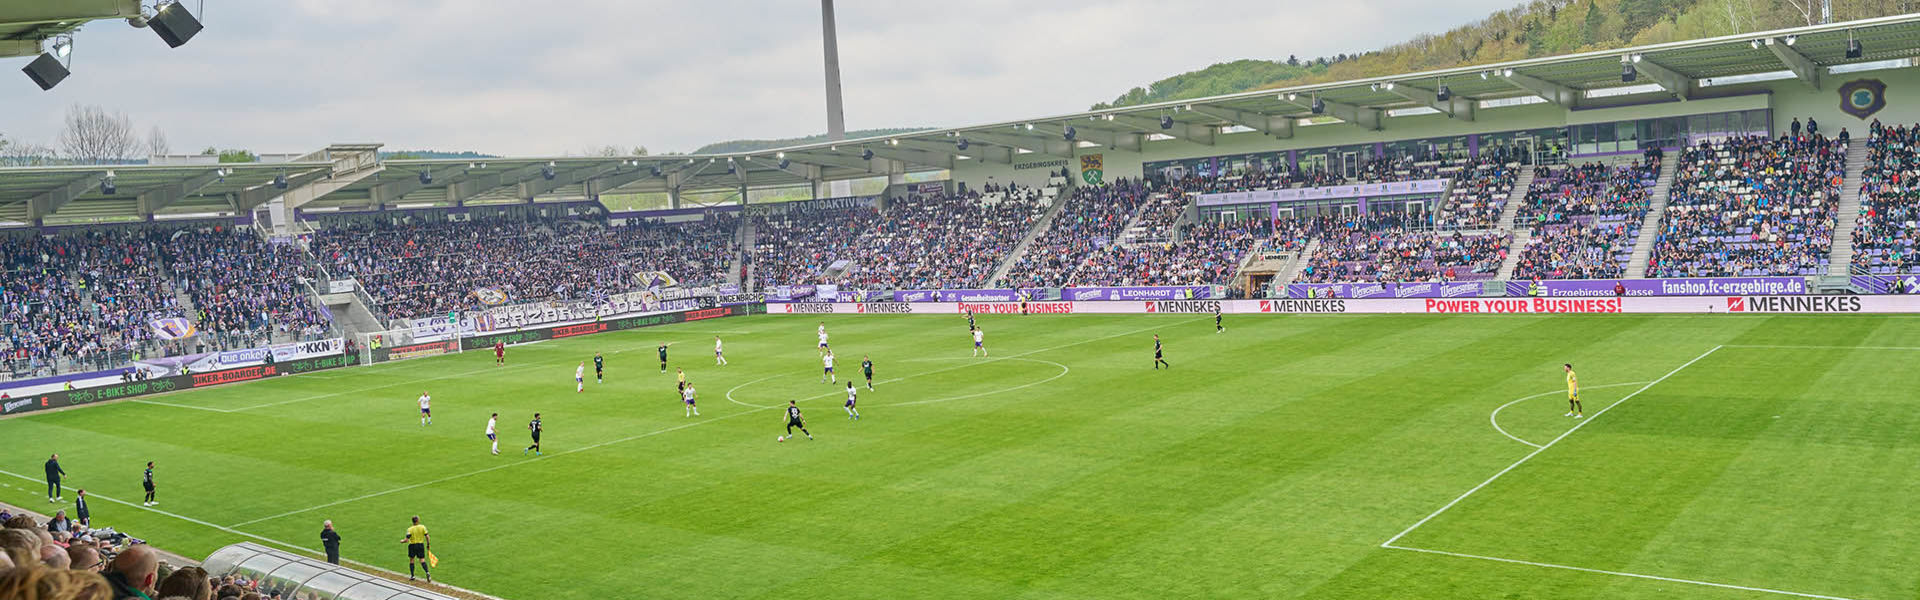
[39,543,71,569]
[156,565,213,600]
[68,544,103,573]
[0,527,38,566]
[103,543,159,600]
[0,566,113,600]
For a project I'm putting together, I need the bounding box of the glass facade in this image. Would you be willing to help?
[1571,109,1769,154]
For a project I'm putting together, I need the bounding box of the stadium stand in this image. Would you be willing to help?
[311,213,736,321]
[1853,121,1920,274]
[748,203,881,287]
[1296,215,1510,283]
[1647,131,1846,277]
[1,225,332,379]
[1510,159,1659,280]
[833,187,1046,289]
[995,179,1152,288]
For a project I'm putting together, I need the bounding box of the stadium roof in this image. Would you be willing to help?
[0,0,141,58]
[5,13,1920,223]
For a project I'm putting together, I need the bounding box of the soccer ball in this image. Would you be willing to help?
[777,436,786,442]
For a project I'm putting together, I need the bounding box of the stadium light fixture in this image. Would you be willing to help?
[1310,95,1325,115]
[1159,115,1174,129]
[1631,53,1643,63]
[1022,123,1034,131]
[1783,34,1797,46]
[1479,71,1490,80]
[1436,83,1451,102]
[21,52,70,90]
[650,166,663,177]
[52,35,73,58]
[1502,68,1515,77]
[1621,62,1637,82]
[149,0,204,48]
[418,170,432,185]
[1369,83,1379,91]
[955,138,969,150]
[1846,33,1863,59]
[861,148,874,160]
[274,172,288,189]
[778,158,791,169]
[1384,82,1396,91]
[776,152,786,159]
[540,165,556,180]
[100,174,116,195]
[1750,39,1763,50]
[1063,126,1076,142]
[1284,92,1298,101]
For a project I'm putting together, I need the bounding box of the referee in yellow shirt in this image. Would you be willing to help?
[1564,363,1582,418]
[401,515,431,583]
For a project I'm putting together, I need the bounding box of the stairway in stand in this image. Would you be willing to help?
[1495,228,1532,280]
[987,176,1073,286]
[1827,138,1870,277]
[1624,155,1680,278]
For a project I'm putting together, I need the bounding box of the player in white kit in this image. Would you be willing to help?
[682,383,699,417]
[844,383,860,420]
[972,328,986,357]
[714,336,727,366]
[821,350,836,383]
[485,413,499,454]
[574,362,585,393]
[417,391,432,426]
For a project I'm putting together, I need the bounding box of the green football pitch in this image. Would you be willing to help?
[4,312,1919,600]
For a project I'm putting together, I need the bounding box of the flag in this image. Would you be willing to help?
[427,550,439,568]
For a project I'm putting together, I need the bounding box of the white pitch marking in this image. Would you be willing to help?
[1382,544,1862,600]
[1380,345,1723,548]
[1721,344,1920,351]
[130,399,236,413]
[1488,381,1649,449]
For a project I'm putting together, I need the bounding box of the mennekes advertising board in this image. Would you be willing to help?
[767,295,1919,315]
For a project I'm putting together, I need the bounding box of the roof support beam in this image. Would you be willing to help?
[783,151,881,172]
[863,145,953,170]
[1500,71,1583,108]
[905,138,1013,164]
[135,169,223,214]
[236,169,330,212]
[517,163,618,199]
[442,164,546,205]
[1279,97,1381,131]
[1630,58,1695,100]
[1385,86,1474,121]
[1107,114,1214,145]
[962,131,1072,157]
[1186,106,1295,138]
[28,173,105,221]
[1030,122,1148,151]
[368,166,445,207]
[1765,38,1822,90]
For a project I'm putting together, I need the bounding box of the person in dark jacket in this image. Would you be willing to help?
[45,453,65,503]
[75,489,91,526]
[321,520,342,565]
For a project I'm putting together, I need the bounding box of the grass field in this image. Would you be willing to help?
[4,312,1919,600]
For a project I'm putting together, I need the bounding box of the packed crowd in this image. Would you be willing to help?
[1074,221,1261,286]
[1647,131,1846,277]
[1296,213,1509,283]
[1,503,316,600]
[311,213,737,320]
[996,179,1152,288]
[1433,160,1519,229]
[1509,159,1659,280]
[2,225,333,379]
[833,189,1046,289]
[747,204,882,288]
[1852,120,1920,273]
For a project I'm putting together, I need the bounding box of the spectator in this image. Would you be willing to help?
[45,453,64,503]
[68,544,103,573]
[156,565,213,600]
[40,543,71,569]
[0,567,114,600]
[1,527,41,567]
[1648,131,1844,277]
[45,510,71,535]
[103,544,160,600]
[75,489,90,527]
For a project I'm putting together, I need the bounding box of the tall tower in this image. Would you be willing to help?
[821,0,847,142]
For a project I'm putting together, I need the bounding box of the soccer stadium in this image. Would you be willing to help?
[5,2,1920,599]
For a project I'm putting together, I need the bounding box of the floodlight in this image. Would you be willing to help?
[149,1,203,48]
[955,138,969,150]
[100,176,116,195]
[52,35,72,58]
[1063,126,1076,141]
[1310,96,1325,114]
[21,52,69,90]
[1436,84,1451,102]
[861,148,874,160]
[274,173,288,189]
[1846,38,1863,59]
[1160,116,1174,129]
[418,171,432,185]
[1621,63,1637,82]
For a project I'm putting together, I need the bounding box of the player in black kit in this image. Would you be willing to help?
[1153,334,1170,369]
[782,401,814,440]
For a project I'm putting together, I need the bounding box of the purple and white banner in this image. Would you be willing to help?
[1851,274,1920,294]
[1061,286,1215,301]
[1284,281,1481,299]
[893,289,1031,302]
[1504,277,1809,297]
[1196,178,1448,207]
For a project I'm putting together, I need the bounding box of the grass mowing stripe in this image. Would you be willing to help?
[1385,545,1862,600]
[1380,344,1724,548]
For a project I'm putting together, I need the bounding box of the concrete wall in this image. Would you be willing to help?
[947,64,1920,190]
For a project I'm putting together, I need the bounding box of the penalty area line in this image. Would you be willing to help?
[1380,544,1861,600]
[1381,345,1723,548]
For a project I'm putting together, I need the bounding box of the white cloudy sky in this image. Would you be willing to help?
[3,0,1517,156]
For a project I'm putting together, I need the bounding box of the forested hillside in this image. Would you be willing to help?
[1094,0,1912,109]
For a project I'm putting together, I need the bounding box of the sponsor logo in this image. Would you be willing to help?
[1395,283,1435,298]
[1726,297,1746,312]
[1118,288,1172,300]
[785,303,836,314]
[1736,295,1862,313]
[1067,289,1106,301]
[2,397,32,414]
[193,365,278,387]
[1257,299,1348,313]
[296,340,337,355]
[554,323,608,339]
[717,293,765,304]
[1145,300,1220,314]
[1027,302,1073,314]
[956,301,1071,314]
[858,303,913,314]
[685,307,735,321]
[1423,298,1622,314]
[388,341,456,361]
